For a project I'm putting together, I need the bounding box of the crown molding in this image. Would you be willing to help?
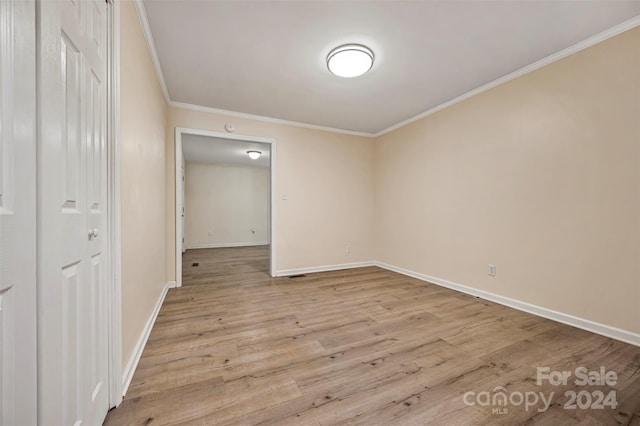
[373,14,640,137]
[132,3,639,139]
[132,0,171,104]
[168,101,377,138]
[131,0,375,138]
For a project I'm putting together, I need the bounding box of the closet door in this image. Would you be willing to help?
[0,0,38,424]
[38,0,109,424]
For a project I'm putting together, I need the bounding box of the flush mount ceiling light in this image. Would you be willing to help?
[326,44,374,78]
[247,150,261,160]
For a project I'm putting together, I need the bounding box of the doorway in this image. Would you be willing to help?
[175,128,276,287]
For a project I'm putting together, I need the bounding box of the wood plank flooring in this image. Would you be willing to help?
[104,246,640,425]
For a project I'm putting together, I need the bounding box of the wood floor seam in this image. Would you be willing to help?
[105,246,640,426]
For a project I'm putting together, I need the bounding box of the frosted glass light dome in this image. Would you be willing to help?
[327,44,374,78]
[247,150,261,160]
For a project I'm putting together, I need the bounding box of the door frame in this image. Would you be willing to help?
[106,0,123,408]
[174,127,276,286]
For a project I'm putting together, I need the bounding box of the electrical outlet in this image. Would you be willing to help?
[208,230,212,237]
[488,264,496,276]
[346,245,352,253]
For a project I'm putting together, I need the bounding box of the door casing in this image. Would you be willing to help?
[106,0,123,409]
[174,127,276,286]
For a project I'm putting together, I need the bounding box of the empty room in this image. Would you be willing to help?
[1,0,639,425]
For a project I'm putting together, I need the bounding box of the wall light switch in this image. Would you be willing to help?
[488,264,496,276]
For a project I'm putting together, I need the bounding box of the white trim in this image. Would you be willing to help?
[132,0,372,138]
[121,281,176,396]
[374,262,640,347]
[186,242,269,250]
[175,128,182,286]
[126,8,638,138]
[373,15,640,137]
[132,0,170,104]
[169,101,375,138]
[277,261,375,277]
[106,0,122,409]
[129,6,639,138]
[175,127,277,286]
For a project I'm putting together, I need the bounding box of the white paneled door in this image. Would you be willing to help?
[0,0,38,424]
[39,0,110,424]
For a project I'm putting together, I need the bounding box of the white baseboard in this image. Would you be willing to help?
[121,281,176,396]
[119,261,638,398]
[277,261,375,277]
[186,242,269,250]
[374,262,640,347]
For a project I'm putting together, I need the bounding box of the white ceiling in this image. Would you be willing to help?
[142,1,640,135]
[182,134,271,168]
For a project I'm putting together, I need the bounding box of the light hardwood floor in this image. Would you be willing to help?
[105,246,640,425]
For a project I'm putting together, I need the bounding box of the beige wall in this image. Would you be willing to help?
[185,163,270,247]
[120,1,168,365]
[122,3,637,347]
[166,108,376,278]
[375,28,640,334]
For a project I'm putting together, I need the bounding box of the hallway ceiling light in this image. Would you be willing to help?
[247,150,261,160]
[327,44,374,78]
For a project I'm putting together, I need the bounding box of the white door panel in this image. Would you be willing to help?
[0,0,38,424]
[39,0,109,424]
